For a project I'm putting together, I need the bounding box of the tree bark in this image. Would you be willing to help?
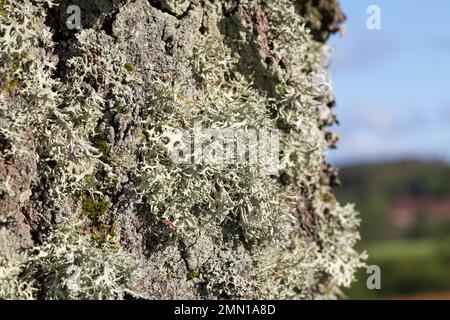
[0,0,364,300]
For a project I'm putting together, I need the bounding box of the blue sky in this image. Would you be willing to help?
[326,0,450,165]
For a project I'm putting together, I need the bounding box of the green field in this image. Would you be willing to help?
[346,238,450,299]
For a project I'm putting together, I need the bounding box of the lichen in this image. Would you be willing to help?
[0,0,364,300]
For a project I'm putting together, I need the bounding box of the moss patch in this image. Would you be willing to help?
[81,197,109,222]
[187,270,200,280]
[123,62,135,72]
[96,139,111,155]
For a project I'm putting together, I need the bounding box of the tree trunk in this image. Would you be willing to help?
[0,0,364,299]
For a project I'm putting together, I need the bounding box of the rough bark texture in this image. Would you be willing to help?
[0,0,364,300]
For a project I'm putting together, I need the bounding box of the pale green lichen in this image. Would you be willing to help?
[0,229,36,300]
[1,224,144,300]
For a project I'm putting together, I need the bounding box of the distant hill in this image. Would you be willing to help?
[334,160,450,241]
[336,160,450,298]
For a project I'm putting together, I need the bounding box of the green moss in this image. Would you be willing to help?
[275,83,287,94]
[187,270,200,280]
[81,197,117,243]
[84,175,94,185]
[95,139,111,155]
[81,197,109,222]
[0,55,28,93]
[0,0,6,14]
[1,77,20,93]
[114,105,128,114]
[123,62,135,73]
[322,191,336,204]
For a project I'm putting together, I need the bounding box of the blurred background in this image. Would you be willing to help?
[327,0,450,299]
